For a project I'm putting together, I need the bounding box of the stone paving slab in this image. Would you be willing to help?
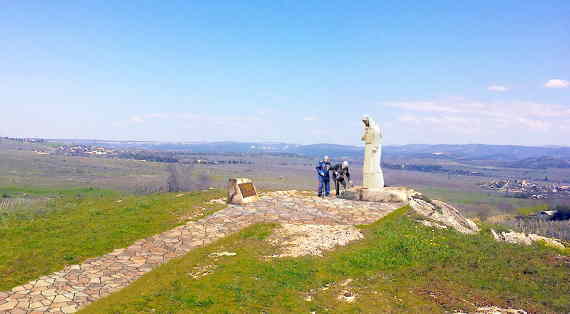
[0,191,403,313]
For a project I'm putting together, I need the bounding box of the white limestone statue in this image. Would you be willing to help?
[361,115,384,189]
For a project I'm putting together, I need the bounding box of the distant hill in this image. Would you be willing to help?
[291,144,362,158]
[292,143,570,162]
[384,144,570,161]
[503,156,570,169]
[44,139,570,163]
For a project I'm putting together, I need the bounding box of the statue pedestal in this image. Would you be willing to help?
[341,186,415,203]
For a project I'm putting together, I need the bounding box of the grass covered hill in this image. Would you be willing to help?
[81,207,570,313]
[0,187,224,291]
[1,187,568,313]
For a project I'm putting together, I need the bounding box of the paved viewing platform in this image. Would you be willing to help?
[0,191,403,313]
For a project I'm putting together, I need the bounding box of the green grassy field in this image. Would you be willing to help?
[80,207,570,313]
[0,144,168,192]
[0,140,553,221]
[0,187,224,291]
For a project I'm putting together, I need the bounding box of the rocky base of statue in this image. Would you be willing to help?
[342,186,480,235]
[341,186,415,203]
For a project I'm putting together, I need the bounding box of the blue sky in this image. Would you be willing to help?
[1,1,568,145]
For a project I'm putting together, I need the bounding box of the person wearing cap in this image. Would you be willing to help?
[330,160,352,196]
[315,156,331,197]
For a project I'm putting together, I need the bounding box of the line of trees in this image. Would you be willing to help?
[166,164,212,193]
[503,205,570,241]
[504,218,570,241]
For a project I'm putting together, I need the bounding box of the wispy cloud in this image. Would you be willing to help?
[303,116,317,121]
[487,85,508,92]
[387,100,570,120]
[544,79,569,88]
[388,99,568,137]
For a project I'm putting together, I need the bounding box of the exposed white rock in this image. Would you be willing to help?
[188,264,217,279]
[267,224,364,257]
[340,278,353,286]
[456,306,527,314]
[207,198,226,205]
[410,197,480,234]
[420,220,448,229]
[491,229,565,249]
[342,186,414,203]
[208,251,237,257]
[337,289,357,303]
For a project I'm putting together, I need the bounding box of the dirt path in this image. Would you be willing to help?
[0,191,403,313]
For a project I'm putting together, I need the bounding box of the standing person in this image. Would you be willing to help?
[315,156,331,197]
[331,161,352,196]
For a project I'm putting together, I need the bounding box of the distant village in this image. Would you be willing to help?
[55,144,115,157]
[51,144,254,165]
[480,179,570,199]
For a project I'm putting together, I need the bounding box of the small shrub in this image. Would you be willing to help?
[552,206,570,221]
[1,193,9,198]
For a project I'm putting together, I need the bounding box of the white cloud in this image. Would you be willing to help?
[397,114,419,123]
[516,117,551,131]
[387,100,570,120]
[397,114,482,135]
[544,79,569,88]
[488,85,508,92]
[303,116,317,121]
[130,115,145,123]
[387,99,570,142]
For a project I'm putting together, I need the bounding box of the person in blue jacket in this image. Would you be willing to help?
[315,155,331,197]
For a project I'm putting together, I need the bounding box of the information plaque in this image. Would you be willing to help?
[238,183,257,198]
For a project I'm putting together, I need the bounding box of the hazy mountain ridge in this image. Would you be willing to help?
[40,139,570,168]
[45,139,570,160]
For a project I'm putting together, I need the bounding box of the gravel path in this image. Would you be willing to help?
[0,191,403,313]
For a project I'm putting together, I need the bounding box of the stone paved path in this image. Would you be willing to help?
[0,191,403,313]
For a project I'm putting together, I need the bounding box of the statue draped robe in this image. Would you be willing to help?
[361,116,384,189]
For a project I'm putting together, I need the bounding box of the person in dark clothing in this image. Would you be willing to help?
[315,156,331,197]
[331,161,352,196]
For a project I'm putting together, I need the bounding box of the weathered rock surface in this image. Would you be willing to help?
[267,224,364,257]
[410,197,480,234]
[420,220,448,229]
[342,186,415,203]
[337,289,358,303]
[491,229,565,249]
[456,306,527,314]
[342,187,479,235]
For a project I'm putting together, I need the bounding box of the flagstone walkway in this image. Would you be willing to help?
[0,191,403,313]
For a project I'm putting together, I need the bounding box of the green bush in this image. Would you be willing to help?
[552,205,570,220]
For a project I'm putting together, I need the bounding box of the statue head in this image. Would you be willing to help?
[362,115,371,127]
[361,115,382,144]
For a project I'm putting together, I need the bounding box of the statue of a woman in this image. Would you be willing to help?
[361,115,384,189]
